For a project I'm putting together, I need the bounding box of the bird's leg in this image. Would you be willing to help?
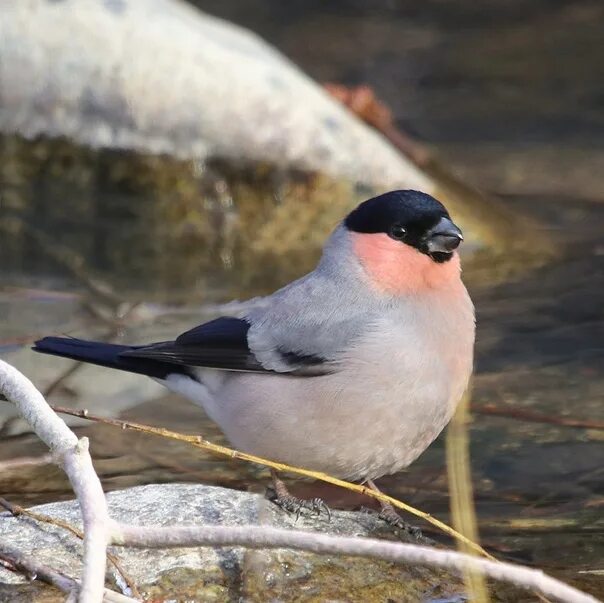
[366,479,423,538]
[269,470,331,520]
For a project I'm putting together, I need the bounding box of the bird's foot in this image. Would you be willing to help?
[378,503,423,539]
[270,491,331,521]
[364,479,425,540]
[269,470,331,521]
[358,505,422,538]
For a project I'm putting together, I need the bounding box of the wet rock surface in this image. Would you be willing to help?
[0,483,466,602]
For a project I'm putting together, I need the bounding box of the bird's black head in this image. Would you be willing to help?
[344,190,463,263]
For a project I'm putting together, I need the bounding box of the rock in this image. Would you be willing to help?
[0,0,430,192]
[0,483,466,602]
[0,0,547,294]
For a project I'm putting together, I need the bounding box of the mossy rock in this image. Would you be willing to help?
[0,483,469,602]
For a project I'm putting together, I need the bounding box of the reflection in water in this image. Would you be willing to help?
[1,0,603,596]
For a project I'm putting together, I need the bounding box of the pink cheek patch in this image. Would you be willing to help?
[352,232,461,295]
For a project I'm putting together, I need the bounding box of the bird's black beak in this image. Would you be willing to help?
[425,217,463,254]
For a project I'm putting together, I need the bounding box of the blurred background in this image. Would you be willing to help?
[0,0,603,599]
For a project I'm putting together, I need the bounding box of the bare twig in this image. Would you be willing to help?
[471,403,604,431]
[0,360,109,602]
[0,541,136,603]
[0,540,76,595]
[1,359,599,603]
[109,523,598,603]
[48,404,493,559]
[0,497,141,599]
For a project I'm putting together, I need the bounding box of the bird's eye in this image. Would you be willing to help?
[390,224,406,240]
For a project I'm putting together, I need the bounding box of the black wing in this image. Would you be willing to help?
[120,316,329,375]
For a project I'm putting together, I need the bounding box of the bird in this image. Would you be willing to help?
[34,189,475,530]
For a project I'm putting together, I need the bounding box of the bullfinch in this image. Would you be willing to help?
[34,190,475,529]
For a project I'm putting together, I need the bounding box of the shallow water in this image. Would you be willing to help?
[1,0,603,598]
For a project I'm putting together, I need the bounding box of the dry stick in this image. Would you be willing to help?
[0,497,141,600]
[0,540,76,596]
[471,404,604,431]
[0,361,110,602]
[0,541,136,603]
[48,405,497,561]
[1,363,599,603]
[44,407,573,600]
[108,523,599,603]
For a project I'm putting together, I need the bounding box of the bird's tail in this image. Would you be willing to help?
[33,337,185,380]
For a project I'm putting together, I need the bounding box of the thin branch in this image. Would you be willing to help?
[0,360,109,602]
[0,497,140,599]
[48,404,493,559]
[63,438,110,602]
[0,541,136,603]
[0,540,76,595]
[109,522,598,603]
[1,359,599,603]
[471,403,604,431]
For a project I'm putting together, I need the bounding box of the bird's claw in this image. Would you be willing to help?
[378,507,423,539]
[271,493,331,521]
[309,497,331,521]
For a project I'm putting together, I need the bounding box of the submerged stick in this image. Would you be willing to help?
[471,403,604,431]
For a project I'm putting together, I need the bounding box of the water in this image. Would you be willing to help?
[1,0,603,597]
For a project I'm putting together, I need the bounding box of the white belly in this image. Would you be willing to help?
[194,293,474,481]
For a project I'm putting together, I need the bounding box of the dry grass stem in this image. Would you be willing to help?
[446,389,491,602]
[50,403,493,559]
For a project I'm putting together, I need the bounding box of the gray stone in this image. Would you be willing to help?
[0,483,466,601]
[1,0,542,289]
[0,0,431,192]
